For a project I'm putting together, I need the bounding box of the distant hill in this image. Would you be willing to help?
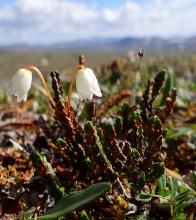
[1,36,196,54]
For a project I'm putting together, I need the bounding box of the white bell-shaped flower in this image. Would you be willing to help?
[76,68,102,100]
[10,68,32,102]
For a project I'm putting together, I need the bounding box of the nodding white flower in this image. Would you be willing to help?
[76,67,102,100]
[10,68,32,102]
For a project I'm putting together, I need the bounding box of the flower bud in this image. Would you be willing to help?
[76,67,102,100]
[10,68,32,102]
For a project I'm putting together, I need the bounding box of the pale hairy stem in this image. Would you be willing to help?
[26,66,56,108]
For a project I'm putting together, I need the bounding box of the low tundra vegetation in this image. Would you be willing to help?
[0,54,195,219]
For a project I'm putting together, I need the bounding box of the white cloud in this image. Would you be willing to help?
[0,0,195,45]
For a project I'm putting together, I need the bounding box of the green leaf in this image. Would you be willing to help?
[157,176,170,197]
[174,190,195,214]
[166,127,193,141]
[135,192,152,202]
[176,212,187,220]
[18,207,36,220]
[159,188,170,198]
[168,177,178,198]
[161,71,176,106]
[157,176,165,191]
[175,190,190,204]
[133,213,149,220]
[79,210,90,220]
[37,182,111,220]
[177,181,195,193]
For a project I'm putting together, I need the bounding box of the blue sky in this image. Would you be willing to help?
[0,0,144,8]
[0,0,14,5]
[0,0,195,45]
[73,0,144,9]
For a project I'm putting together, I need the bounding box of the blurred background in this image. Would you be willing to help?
[0,0,196,80]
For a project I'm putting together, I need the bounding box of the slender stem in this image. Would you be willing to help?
[26,66,56,108]
[66,65,85,108]
[139,57,143,93]
[66,68,78,108]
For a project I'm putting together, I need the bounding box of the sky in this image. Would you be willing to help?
[0,0,196,45]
